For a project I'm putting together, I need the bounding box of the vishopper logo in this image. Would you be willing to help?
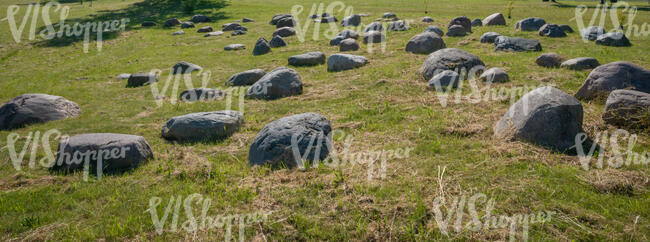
[432,193,555,241]
[573,129,649,170]
[572,1,649,41]
[148,68,271,111]
[147,193,271,241]
[290,129,413,181]
[1,2,129,53]
[429,66,553,108]
[290,1,400,53]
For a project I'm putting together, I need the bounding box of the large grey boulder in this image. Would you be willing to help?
[253,38,271,56]
[427,70,460,90]
[405,32,446,54]
[270,14,292,25]
[515,17,546,31]
[327,54,368,72]
[419,48,485,80]
[226,69,266,86]
[162,111,243,142]
[172,61,202,74]
[494,36,542,52]
[449,16,472,33]
[495,86,584,153]
[595,32,632,47]
[276,16,295,28]
[446,25,466,37]
[288,52,326,66]
[222,23,242,31]
[341,14,362,26]
[224,44,245,51]
[480,32,501,43]
[388,20,409,31]
[179,88,225,102]
[0,94,81,130]
[245,67,302,100]
[363,31,386,43]
[269,35,287,48]
[163,18,181,27]
[479,67,509,83]
[538,24,566,37]
[273,27,296,37]
[51,133,153,175]
[560,57,600,70]
[471,19,482,27]
[602,90,650,129]
[424,25,444,36]
[337,29,359,39]
[190,15,211,23]
[580,26,605,41]
[248,113,331,168]
[339,38,360,52]
[483,13,506,26]
[363,22,383,32]
[536,53,564,68]
[575,61,650,100]
[127,73,157,87]
[181,22,195,29]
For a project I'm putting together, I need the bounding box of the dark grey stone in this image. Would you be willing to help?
[127,73,157,87]
[163,18,181,27]
[222,23,242,31]
[341,14,362,26]
[253,38,271,56]
[270,14,292,25]
[446,25,466,37]
[339,39,359,51]
[538,24,566,37]
[337,29,359,39]
[561,57,600,70]
[515,17,546,31]
[245,67,302,100]
[580,26,605,41]
[603,90,650,129]
[141,21,157,27]
[190,15,210,23]
[427,70,460,90]
[575,61,650,100]
[162,111,243,142]
[405,32,446,54]
[363,22,383,32]
[479,67,509,83]
[483,13,506,26]
[422,17,435,23]
[327,54,368,72]
[330,36,345,46]
[479,32,501,43]
[288,52,326,66]
[559,25,574,33]
[0,94,81,130]
[181,22,195,29]
[269,35,287,48]
[419,48,485,80]
[273,27,296,37]
[536,53,564,68]
[197,26,213,33]
[423,25,444,36]
[388,20,409,31]
[494,36,542,52]
[595,32,632,47]
[226,69,266,86]
[179,88,225,102]
[172,61,202,74]
[472,18,482,27]
[449,16,472,33]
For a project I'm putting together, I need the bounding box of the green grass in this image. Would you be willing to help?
[0,0,649,240]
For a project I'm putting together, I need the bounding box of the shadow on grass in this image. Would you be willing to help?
[34,0,229,48]
[550,1,650,11]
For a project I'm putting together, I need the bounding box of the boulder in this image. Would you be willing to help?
[595,32,632,47]
[327,54,368,72]
[479,32,501,43]
[190,15,210,23]
[224,44,245,51]
[245,67,302,100]
[483,13,506,26]
[252,38,271,56]
[419,48,485,80]
[423,25,444,36]
[163,18,181,27]
[388,20,409,31]
[559,24,574,33]
[363,22,383,32]
[427,70,460,90]
[179,88,225,102]
[535,53,564,68]
[0,94,81,130]
[273,27,296,37]
[422,17,435,23]
[141,21,157,27]
[269,35,287,48]
[321,16,338,23]
[363,31,386,44]
[243,18,255,23]
[172,30,184,35]
[479,67,509,83]
[172,61,202,74]
[515,17,546,31]
[602,90,650,129]
[248,113,331,168]
[449,16,472,33]
[575,61,650,100]
[538,24,566,37]
[580,26,605,41]
[288,52,326,66]
[560,57,600,70]
[204,31,224,37]
[330,36,345,46]
[180,22,195,29]
[231,30,246,36]
[51,133,153,175]
[127,73,157,87]
[276,17,295,28]
[494,36,542,52]
[339,38,360,51]
[226,69,266,86]
[446,25,466,37]
[270,14,292,25]
[405,32,446,54]
[341,14,362,26]
[495,86,584,153]
[197,26,213,33]
[337,29,359,39]
[222,23,242,31]
[471,18,482,27]
[382,12,397,18]
[162,111,243,142]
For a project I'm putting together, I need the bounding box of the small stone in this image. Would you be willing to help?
[536,53,564,68]
[561,57,600,70]
[224,44,245,51]
[479,67,509,83]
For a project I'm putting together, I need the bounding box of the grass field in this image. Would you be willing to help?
[0,0,649,240]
